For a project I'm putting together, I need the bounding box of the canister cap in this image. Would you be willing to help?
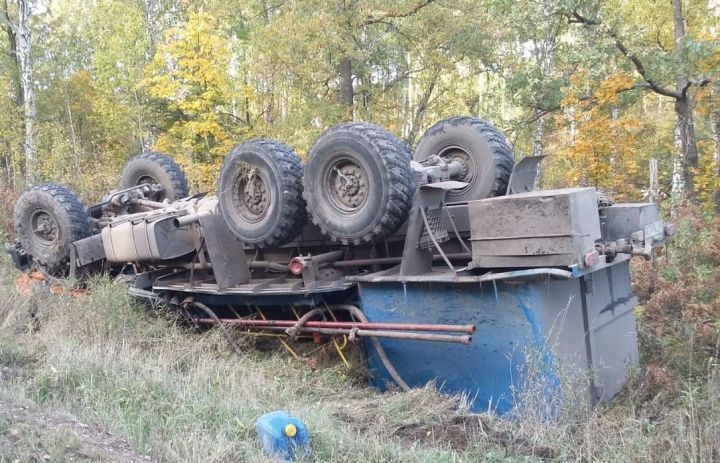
[284,424,297,437]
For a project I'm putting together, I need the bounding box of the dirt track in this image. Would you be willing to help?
[0,398,156,463]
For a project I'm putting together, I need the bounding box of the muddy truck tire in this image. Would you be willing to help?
[13,183,92,276]
[217,140,307,248]
[303,122,415,245]
[414,116,513,203]
[120,152,190,202]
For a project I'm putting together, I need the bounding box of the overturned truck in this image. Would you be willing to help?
[7,117,672,415]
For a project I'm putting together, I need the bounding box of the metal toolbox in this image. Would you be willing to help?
[468,187,601,268]
[601,203,660,241]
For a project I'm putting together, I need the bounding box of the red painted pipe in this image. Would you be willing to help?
[195,320,471,344]
[194,318,475,334]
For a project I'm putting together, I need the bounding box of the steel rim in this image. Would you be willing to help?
[233,168,271,223]
[30,209,59,245]
[323,157,369,214]
[135,174,165,200]
[438,145,476,195]
[136,174,157,186]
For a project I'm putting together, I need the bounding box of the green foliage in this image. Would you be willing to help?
[146,12,235,155]
[0,0,717,208]
[0,0,720,207]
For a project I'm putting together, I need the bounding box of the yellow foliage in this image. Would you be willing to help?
[593,73,634,105]
[695,139,720,212]
[144,11,242,190]
[550,73,649,201]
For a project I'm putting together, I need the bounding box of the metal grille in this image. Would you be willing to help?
[419,207,448,250]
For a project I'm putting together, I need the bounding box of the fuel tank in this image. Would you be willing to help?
[101,209,195,262]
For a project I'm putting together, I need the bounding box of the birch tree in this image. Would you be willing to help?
[16,0,34,181]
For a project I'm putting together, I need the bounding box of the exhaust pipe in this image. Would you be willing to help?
[174,211,210,227]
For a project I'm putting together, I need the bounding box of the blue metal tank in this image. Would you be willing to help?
[355,257,638,415]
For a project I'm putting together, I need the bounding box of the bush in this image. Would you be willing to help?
[0,187,18,241]
[634,205,720,382]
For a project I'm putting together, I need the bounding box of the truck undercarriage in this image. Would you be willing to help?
[6,116,672,414]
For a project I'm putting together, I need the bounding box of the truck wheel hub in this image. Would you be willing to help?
[442,149,471,182]
[31,210,59,244]
[329,162,367,211]
[237,174,270,220]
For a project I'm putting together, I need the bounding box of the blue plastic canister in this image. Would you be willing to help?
[255,411,311,461]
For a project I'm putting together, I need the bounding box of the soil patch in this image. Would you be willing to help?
[393,415,557,460]
[0,398,157,463]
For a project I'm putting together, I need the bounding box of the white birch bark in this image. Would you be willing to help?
[17,0,35,182]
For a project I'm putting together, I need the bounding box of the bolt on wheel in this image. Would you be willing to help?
[235,169,271,223]
[302,122,415,245]
[217,139,307,248]
[325,159,369,213]
[30,209,60,245]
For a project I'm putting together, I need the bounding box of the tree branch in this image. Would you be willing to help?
[567,10,600,26]
[567,10,680,99]
[681,73,719,98]
[363,0,437,26]
[0,9,15,34]
[523,83,647,125]
[218,111,253,126]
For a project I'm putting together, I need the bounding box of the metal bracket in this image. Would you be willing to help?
[584,272,594,294]
[507,155,545,195]
[198,206,250,291]
[399,181,466,276]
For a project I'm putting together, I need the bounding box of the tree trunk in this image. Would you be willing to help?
[338,56,353,120]
[261,0,275,126]
[711,84,720,213]
[1,0,20,105]
[531,116,545,157]
[142,0,162,47]
[405,71,439,146]
[674,96,699,200]
[133,89,147,151]
[17,0,35,182]
[265,75,275,127]
[334,0,354,121]
[672,0,698,200]
[402,52,413,139]
[671,125,685,197]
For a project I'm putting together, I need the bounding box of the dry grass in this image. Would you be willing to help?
[0,206,718,462]
[0,261,499,462]
[0,187,17,242]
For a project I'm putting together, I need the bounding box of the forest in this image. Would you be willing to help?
[0,0,717,210]
[0,1,719,461]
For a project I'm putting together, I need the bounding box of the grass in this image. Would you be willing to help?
[0,207,718,462]
[0,188,17,243]
[0,257,499,462]
[0,422,104,463]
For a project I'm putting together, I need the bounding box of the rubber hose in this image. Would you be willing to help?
[285,307,326,339]
[184,299,244,355]
[329,304,410,391]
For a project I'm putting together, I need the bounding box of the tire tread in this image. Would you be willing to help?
[303,122,415,245]
[13,183,92,275]
[121,152,190,201]
[218,140,306,248]
[418,116,514,199]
